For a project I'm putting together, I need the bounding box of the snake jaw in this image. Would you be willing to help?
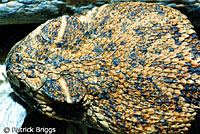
[31,90,58,118]
[31,89,91,122]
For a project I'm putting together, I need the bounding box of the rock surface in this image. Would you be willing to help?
[0,0,66,25]
[0,0,199,28]
[0,93,27,134]
[0,64,12,96]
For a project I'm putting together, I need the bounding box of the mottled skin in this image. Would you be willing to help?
[6,2,200,134]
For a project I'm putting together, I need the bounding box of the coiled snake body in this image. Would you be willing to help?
[6,2,200,134]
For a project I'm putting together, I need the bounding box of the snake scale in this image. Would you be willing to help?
[6,2,200,134]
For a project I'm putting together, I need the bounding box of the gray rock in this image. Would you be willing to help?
[1,0,8,3]
[0,0,199,28]
[17,0,38,4]
[0,93,28,134]
[0,0,66,25]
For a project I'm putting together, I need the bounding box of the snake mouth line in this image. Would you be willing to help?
[33,89,89,121]
[10,78,56,117]
[32,90,57,118]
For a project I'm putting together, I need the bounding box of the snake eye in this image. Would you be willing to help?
[10,53,22,63]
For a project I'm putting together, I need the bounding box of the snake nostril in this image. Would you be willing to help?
[11,53,22,63]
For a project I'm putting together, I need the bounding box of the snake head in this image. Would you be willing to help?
[5,2,200,133]
[6,15,89,121]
